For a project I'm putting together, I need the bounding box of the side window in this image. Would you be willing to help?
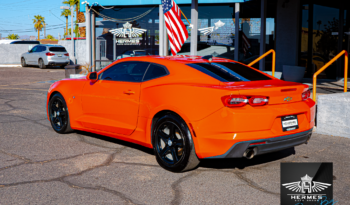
[36,46,43,52]
[30,46,38,52]
[143,63,168,81]
[41,46,47,52]
[99,62,150,82]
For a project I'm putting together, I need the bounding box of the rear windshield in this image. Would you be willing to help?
[49,47,67,52]
[187,62,272,82]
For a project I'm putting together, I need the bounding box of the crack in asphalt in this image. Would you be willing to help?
[232,170,279,196]
[0,148,142,204]
[170,171,201,205]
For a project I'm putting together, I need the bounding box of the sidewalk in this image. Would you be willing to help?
[0,64,21,67]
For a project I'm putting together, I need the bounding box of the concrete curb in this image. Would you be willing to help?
[0,64,21,67]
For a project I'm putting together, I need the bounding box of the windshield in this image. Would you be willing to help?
[187,62,272,82]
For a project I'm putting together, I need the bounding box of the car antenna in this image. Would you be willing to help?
[202,55,213,63]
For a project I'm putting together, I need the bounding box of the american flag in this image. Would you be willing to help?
[162,0,188,56]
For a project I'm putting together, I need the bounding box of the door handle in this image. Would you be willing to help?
[123,90,135,95]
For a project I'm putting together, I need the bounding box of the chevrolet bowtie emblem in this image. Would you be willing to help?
[284,97,292,102]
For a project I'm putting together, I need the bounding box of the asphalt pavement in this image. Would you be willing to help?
[0,66,349,204]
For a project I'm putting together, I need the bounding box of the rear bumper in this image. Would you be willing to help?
[190,99,316,159]
[206,129,313,159]
[48,61,69,66]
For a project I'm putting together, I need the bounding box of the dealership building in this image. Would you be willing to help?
[80,0,349,80]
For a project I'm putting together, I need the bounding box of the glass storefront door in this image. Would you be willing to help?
[299,0,346,79]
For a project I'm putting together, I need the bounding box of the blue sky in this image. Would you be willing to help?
[0,0,72,39]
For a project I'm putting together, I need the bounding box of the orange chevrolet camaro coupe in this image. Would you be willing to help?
[47,56,315,172]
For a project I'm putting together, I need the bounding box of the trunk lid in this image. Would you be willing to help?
[220,80,308,105]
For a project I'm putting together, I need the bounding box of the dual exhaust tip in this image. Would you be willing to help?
[243,147,257,159]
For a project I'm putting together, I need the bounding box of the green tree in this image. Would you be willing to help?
[62,0,80,37]
[60,9,71,36]
[7,34,19,39]
[47,34,55,40]
[33,15,45,40]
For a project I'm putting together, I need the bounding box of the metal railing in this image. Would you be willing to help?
[247,49,276,77]
[312,50,348,101]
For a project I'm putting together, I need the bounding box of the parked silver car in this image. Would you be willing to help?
[21,45,70,69]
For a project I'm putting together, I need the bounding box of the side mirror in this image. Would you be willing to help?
[87,72,98,80]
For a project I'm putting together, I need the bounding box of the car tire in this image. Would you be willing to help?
[39,59,46,69]
[21,58,27,67]
[153,113,200,172]
[48,93,73,134]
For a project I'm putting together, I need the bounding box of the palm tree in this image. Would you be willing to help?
[7,34,19,39]
[33,15,45,40]
[63,0,80,37]
[60,9,71,36]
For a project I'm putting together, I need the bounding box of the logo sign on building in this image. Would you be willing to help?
[109,22,147,45]
[281,163,333,205]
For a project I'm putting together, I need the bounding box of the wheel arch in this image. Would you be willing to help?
[150,109,194,146]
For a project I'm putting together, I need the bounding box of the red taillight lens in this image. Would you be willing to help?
[64,53,69,56]
[302,90,310,101]
[222,96,248,107]
[222,96,269,107]
[46,52,55,56]
[249,96,269,106]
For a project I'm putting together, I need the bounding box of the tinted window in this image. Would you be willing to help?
[40,46,46,52]
[187,62,271,82]
[49,47,67,52]
[30,46,39,52]
[143,64,168,81]
[11,41,40,44]
[134,51,146,56]
[99,62,150,82]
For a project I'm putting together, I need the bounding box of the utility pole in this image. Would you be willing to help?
[44,23,46,39]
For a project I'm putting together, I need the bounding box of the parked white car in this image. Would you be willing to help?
[21,45,70,69]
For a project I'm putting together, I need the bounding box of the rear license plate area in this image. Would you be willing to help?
[57,54,62,57]
[281,115,299,131]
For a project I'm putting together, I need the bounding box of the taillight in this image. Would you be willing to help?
[46,52,55,56]
[249,96,269,106]
[222,95,269,107]
[222,96,248,107]
[64,53,69,56]
[302,90,310,101]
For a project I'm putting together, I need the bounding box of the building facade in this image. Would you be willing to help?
[81,0,350,80]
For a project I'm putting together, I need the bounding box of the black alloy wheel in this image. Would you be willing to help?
[39,59,46,69]
[48,93,73,134]
[153,113,200,172]
[21,58,27,67]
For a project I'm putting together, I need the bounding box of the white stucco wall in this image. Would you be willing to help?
[0,44,36,64]
[58,40,87,65]
[317,92,350,138]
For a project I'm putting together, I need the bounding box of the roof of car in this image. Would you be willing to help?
[43,44,64,47]
[129,55,234,64]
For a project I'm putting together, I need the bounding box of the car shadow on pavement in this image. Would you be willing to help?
[75,131,295,171]
[75,130,154,155]
[198,148,295,170]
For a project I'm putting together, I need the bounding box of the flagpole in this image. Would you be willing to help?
[190,0,198,56]
[180,10,191,26]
